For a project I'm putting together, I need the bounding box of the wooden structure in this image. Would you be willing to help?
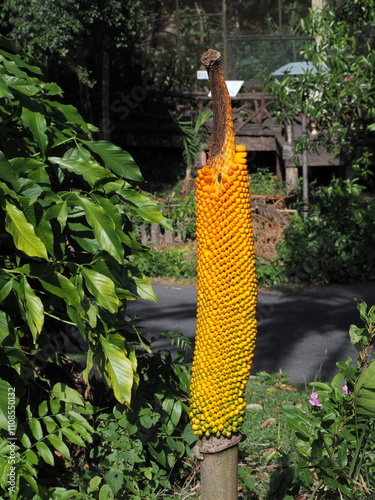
[191,90,341,192]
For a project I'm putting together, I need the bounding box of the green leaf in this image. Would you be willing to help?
[0,151,19,189]
[46,201,68,231]
[130,274,158,302]
[51,383,85,406]
[35,441,55,466]
[21,102,48,154]
[43,416,57,433]
[0,279,13,303]
[45,101,91,134]
[49,156,114,187]
[99,484,115,500]
[28,416,43,441]
[47,434,71,459]
[19,276,44,341]
[81,267,120,313]
[118,188,172,229]
[84,140,143,181]
[60,427,85,446]
[99,336,134,406]
[0,379,15,430]
[0,74,14,98]
[37,269,84,314]
[2,74,39,95]
[24,448,39,465]
[75,194,124,262]
[354,362,375,416]
[5,200,48,259]
[336,440,348,468]
[105,468,124,494]
[88,476,102,493]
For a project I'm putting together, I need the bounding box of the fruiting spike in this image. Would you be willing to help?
[189,50,258,438]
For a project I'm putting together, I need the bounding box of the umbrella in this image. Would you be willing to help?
[272,61,328,76]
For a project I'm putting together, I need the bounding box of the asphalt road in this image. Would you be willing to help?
[127,282,375,384]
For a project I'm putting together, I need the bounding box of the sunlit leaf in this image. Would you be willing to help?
[84,140,143,181]
[81,267,120,313]
[100,336,134,406]
[75,194,124,262]
[5,200,48,259]
[49,156,114,187]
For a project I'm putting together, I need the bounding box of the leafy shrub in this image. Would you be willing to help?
[249,168,285,196]
[70,342,196,499]
[268,301,375,499]
[162,183,196,241]
[0,35,184,499]
[132,245,196,279]
[277,187,375,284]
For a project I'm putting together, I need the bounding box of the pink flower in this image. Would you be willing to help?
[308,392,322,407]
[342,385,348,395]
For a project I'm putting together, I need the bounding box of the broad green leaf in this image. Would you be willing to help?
[5,201,48,259]
[131,274,158,302]
[0,74,14,98]
[2,74,39,95]
[0,379,16,430]
[81,267,120,313]
[0,38,42,73]
[49,156,114,187]
[28,416,43,441]
[84,140,143,181]
[88,476,102,493]
[51,383,85,406]
[2,58,32,78]
[99,484,114,500]
[100,336,134,406]
[10,157,47,174]
[0,151,19,189]
[47,434,71,459]
[45,101,90,133]
[354,362,375,416]
[37,270,84,314]
[17,276,44,341]
[105,468,124,495]
[90,193,122,227]
[21,102,48,154]
[75,194,124,262]
[35,441,55,466]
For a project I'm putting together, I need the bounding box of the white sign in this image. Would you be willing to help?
[197,70,208,80]
[208,80,244,98]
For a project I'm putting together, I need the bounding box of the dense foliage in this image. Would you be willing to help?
[269,0,375,168]
[0,36,196,498]
[277,187,375,285]
[274,301,375,499]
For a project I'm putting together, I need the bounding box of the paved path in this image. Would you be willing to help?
[127,282,375,384]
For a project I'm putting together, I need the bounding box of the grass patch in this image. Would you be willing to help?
[238,372,309,499]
